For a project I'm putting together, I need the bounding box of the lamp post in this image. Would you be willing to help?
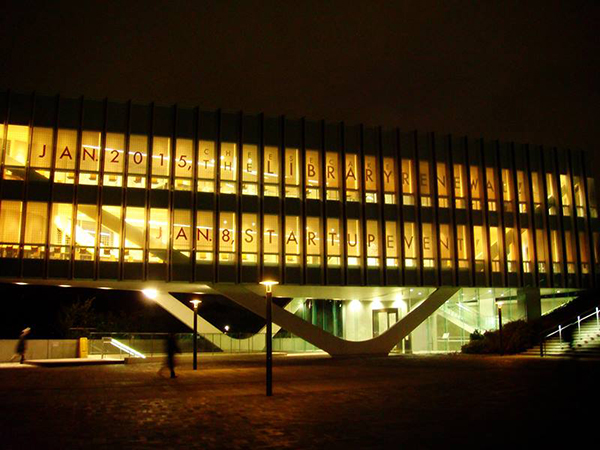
[260,280,279,396]
[189,299,202,370]
[497,301,503,356]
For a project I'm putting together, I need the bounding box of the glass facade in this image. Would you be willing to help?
[0,92,597,290]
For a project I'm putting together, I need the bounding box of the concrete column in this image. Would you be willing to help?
[517,287,542,321]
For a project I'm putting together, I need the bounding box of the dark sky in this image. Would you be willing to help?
[1,1,599,159]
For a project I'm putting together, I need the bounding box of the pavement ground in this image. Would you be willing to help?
[0,353,598,449]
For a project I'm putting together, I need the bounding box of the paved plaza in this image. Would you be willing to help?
[0,353,598,449]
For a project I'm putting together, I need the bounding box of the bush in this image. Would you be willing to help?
[461,320,536,354]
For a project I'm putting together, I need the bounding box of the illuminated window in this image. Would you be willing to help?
[535,230,547,273]
[404,222,416,267]
[23,202,47,259]
[173,209,192,254]
[54,129,77,184]
[546,173,557,215]
[103,133,125,187]
[573,176,586,218]
[241,144,258,196]
[305,150,320,199]
[123,207,145,262]
[263,146,279,197]
[473,226,485,272]
[345,154,360,202]
[264,215,279,265]
[3,125,29,180]
[489,226,500,272]
[551,230,562,273]
[127,135,148,189]
[402,159,415,205]
[74,205,97,261]
[486,168,497,211]
[453,164,466,209]
[502,169,514,213]
[439,224,452,268]
[197,140,216,193]
[456,225,468,269]
[174,138,194,191]
[148,208,168,250]
[219,211,236,262]
[587,178,598,218]
[560,174,572,217]
[383,157,396,204]
[521,229,532,273]
[593,232,600,266]
[579,232,590,274]
[517,171,528,213]
[219,143,237,194]
[196,210,214,262]
[419,161,431,207]
[385,221,398,267]
[151,136,170,190]
[505,227,517,272]
[531,173,543,212]
[326,218,341,266]
[30,127,53,180]
[365,155,378,203]
[0,200,23,258]
[347,219,361,266]
[437,163,449,208]
[421,223,435,268]
[306,217,321,265]
[285,216,301,265]
[284,148,300,198]
[99,205,121,261]
[470,166,482,210]
[79,131,101,186]
[366,220,380,267]
[326,152,340,200]
[564,231,576,274]
[50,203,72,260]
[241,213,257,263]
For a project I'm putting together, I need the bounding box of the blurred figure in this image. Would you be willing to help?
[10,327,31,364]
[159,333,180,378]
[562,324,575,353]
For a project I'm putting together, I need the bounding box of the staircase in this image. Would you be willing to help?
[524,312,600,357]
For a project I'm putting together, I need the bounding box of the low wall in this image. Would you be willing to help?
[0,339,79,361]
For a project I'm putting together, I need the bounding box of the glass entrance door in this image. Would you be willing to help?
[372,308,398,337]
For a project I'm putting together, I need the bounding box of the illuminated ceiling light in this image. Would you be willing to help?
[58,284,71,288]
[349,299,361,312]
[98,287,112,290]
[488,289,492,293]
[142,288,158,300]
[418,292,422,296]
[14,282,28,285]
[410,288,414,292]
[372,299,383,310]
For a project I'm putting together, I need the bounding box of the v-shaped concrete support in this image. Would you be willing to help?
[211,285,460,357]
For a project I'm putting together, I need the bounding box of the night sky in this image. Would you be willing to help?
[1,1,599,335]
[1,1,599,158]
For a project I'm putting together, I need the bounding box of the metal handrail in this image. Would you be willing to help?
[540,306,600,357]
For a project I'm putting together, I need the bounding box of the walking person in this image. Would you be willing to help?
[159,333,180,378]
[10,327,31,364]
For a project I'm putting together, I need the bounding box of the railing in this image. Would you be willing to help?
[540,306,600,357]
[88,332,319,358]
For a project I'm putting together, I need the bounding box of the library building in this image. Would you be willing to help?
[0,91,597,355]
